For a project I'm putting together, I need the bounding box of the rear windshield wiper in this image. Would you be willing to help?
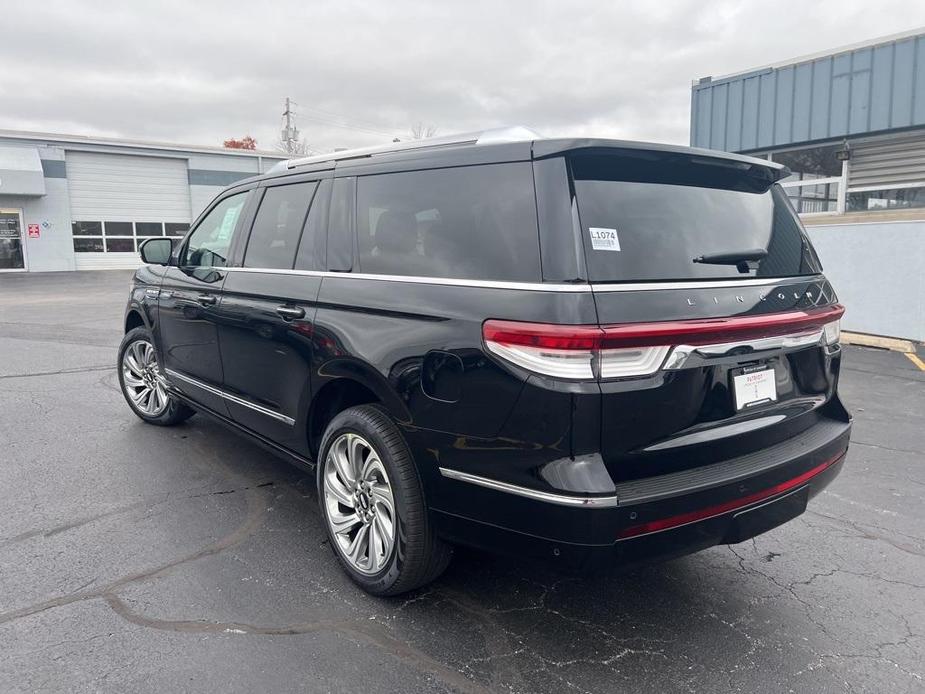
[693,249,768,273]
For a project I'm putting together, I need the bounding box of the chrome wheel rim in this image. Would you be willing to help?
[121,339,168,417]
[323,433,396,575]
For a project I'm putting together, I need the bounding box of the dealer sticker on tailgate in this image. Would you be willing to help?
[733,367,777,410]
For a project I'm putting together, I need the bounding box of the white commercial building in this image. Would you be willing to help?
[0,130,285,273]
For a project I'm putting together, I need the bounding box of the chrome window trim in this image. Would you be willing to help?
[438,467,620,508]
[590,276,817,292]
[220,266,820,294]
[223,266,587,292]
[165,368,295,426]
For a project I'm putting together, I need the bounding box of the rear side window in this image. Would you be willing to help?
[244,182,317,269]
[571,152,822,282]
[356,163,540,281]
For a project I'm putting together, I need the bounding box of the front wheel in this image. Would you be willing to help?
[317,405,452,596]
[118,326,194,426]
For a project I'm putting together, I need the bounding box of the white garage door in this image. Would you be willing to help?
[67,152,192,270]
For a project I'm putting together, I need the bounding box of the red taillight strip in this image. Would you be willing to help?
[482,321,601,350]
[483,304,844,351]
[616,450,846,540]
[600,304,844,349]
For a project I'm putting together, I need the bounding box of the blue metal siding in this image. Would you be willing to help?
[741,76,760,150]
[870,45,892,130]
[726,79,744,151]
[711,83,728,150]
[810,58,831,142]
[757,72,775,147]
[792,62,813,142]
[892,39,915,127]
[774,66,794,145]
[829,53,852,137]
[691,32,925,151]
[914,37,925,122]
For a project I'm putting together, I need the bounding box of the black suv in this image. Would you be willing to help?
[119,129,850,596]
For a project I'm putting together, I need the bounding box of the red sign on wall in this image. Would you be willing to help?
[27,224,40,238]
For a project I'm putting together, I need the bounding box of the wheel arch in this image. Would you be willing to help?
[124,307,147,333]
[308,360,412,459]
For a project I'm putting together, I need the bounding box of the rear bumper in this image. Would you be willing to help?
[430,418,850,567]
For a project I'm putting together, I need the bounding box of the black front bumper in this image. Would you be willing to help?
[431,417,850,568]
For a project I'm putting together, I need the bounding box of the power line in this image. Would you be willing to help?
[274,97,405,150]
[298,112,400,138]
[299,106,401,136]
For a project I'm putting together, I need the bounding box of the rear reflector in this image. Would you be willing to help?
[616,450,846,540]
[483,304,844,380]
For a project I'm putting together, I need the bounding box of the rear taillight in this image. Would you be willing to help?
[483,304,844,380]
[481,321,601,379]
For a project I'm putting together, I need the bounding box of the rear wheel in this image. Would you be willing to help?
[318,405,452,596]
[118,326,194,426]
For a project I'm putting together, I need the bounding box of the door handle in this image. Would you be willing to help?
[197,294,217,306]
[276,305,305,321]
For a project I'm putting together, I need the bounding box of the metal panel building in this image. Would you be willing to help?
[692,29,925,152]
[691,28,925,341]
[0,130,285,273]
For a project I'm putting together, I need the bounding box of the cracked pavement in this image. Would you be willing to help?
[0,270,923,693]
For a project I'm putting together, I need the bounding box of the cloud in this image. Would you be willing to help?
[2,0,924,152]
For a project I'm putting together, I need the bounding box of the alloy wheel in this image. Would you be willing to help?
[121,339,169,417]
[323,432,397,575]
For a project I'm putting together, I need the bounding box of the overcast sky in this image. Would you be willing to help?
[3,1,925,154]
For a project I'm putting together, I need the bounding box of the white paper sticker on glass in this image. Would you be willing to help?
[589,227,620,252]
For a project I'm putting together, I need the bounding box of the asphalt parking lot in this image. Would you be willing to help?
[0,270,922,694]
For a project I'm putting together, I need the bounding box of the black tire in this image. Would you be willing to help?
[118,326,195,426]
[317,404,452,596]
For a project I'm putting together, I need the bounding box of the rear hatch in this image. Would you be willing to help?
[569,148,845,482]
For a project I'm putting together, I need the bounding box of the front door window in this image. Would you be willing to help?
[0,209,25,271]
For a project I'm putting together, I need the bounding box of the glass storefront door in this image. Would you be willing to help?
[0,209,26,271]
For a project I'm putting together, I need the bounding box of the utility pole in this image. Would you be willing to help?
[281,97,300,154]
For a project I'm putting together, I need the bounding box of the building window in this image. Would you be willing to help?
[772,144,844,215]
[164,223,189,237]
[847,186,925,211]
[103,222,133,235]
[774,145,842,180]
[72,221,102,236]
[73,237,104,252]
[136,222,164,236]
[71,221,188,253]
[105,237,135,252]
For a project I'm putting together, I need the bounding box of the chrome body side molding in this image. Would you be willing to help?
[164,368,295,426]
[438,467,620,508]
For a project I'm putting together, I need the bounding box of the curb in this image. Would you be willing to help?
[841,331,916,354]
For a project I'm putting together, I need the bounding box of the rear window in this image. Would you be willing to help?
[356,163,540,281]
[571,152,822,282]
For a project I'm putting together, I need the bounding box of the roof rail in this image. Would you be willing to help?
[279,125,542,171]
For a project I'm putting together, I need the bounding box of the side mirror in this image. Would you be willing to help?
[139,237,174,266]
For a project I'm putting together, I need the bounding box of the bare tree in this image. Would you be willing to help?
[409,122,438,140]
[275,137,314,156]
